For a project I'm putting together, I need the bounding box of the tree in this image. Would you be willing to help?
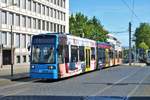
[139,42,149,51]
[135,23,150,48]
[69,12,108,41]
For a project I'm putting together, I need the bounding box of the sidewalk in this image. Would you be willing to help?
[0,65,29,81]
[122,62,146,67]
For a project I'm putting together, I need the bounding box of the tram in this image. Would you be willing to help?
[30,33,122,79]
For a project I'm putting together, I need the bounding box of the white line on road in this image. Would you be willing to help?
[90,67,144,96]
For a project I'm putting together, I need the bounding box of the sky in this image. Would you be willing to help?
[69,0,150,47]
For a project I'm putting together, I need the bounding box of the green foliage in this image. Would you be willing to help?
[135,23,150,48]
[69,12,108,41]
[139,42,149,51]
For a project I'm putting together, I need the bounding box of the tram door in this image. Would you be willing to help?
[85,48,90,71]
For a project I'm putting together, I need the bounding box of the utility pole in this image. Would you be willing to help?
[11,25,14,76]
[129,22,132,66]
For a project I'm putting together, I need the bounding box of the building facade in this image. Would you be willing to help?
[0,0,69,67]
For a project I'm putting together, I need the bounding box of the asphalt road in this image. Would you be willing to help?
[0,65,150,100]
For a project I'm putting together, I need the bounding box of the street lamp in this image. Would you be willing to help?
[0,3,17,76]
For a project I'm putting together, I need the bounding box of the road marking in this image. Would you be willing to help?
[127,68,150,98]
[90,67,144,96]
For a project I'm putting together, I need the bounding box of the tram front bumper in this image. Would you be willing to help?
[30,72,58,79]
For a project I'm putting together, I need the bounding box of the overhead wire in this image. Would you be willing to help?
[121,0,141,23]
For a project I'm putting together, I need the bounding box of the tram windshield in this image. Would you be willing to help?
[31,45,55,64]
[31,35,56,64]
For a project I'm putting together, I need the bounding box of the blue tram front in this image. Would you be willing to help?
[30,34,59,79]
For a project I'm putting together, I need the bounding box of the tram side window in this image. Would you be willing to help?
[119,51,122,58]
[58,45,64,64]
[115,51,118,58]
[148,51,150,58]
[71,45,78,62]
[91,47,95,60]
[65,45,69,63]
[79,46,84,61]
[109,50,113,59]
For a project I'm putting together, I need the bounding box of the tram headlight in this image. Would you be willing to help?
[31,65,35,69]
[48,66,55,70]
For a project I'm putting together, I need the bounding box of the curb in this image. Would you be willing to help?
[121,63,146,67]
[11,76,29,81]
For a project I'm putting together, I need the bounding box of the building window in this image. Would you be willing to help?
[33,18,36,29]
[50,8,53,17]
[64,13,66,21]
[54,9,56,18]
[27,0,31,11]
[22,34,26,48]
[42,20,45,30]
[54,0,56,4]
[60,0,63,7]
[50,22,53,32]
[16,0,20,7]
[15,14,20,26]
[22,0,26,9]
[1,0,6,3]
[63,26,66,33]
[38,19,41,30]
[23,55,26,63]
[7,32,11,47]
[42,5,45,15]
[60,25,63,32]
[15,33,20,48]
[57,24,59,32]
[47,22,49,31]
[46,6,49,16]
[16,56,20,63]
[1,32,7,45]
[58,11,60,19]
[63,0,65,8]
[51,0,53,3]
[22,16,26,27]
[8,13,13,25]
[27,35,31,45]
[37,3,41,14]
[27,17,31,28]
[57,0,59,6]
[8,0,13,5]
[61,12,63,20]
[33,1,36,12]
[54,23,56,32]
[56,10,58,19]
[2,11,7,24]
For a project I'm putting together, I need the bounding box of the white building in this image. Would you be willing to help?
[0,0,69,67]
[107,34,122,51]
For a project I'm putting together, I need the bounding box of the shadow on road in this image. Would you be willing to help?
[1,95,150,100]
[83,82,150,86]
